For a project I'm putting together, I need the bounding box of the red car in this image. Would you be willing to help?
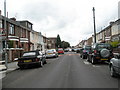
[58,48,64,54]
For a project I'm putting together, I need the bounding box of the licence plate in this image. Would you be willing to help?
[101,59,108,60]
[24,60,32,62]
[48,53,52,55]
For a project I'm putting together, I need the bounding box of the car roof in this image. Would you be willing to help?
[23,50,39,53]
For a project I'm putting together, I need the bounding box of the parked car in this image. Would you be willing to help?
[76,48,82,53]
[87,43,113,64]
[80,45,91,59]
[46,49,58,58]
[64,48,69,52]
[18,50,46,69]
[58,48,64,54]
[109,53,120,77]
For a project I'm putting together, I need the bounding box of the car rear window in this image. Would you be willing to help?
[58,49,63,51]
[23,52,36,56]
[97,44,111,50]
[47,49,56,53]
[84,46,91,50]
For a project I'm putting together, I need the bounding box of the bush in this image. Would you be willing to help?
[110,41,120,48]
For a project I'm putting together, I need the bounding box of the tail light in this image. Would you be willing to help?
[94,50,97,54]
[83,50,86,52]
[36,58,39,62]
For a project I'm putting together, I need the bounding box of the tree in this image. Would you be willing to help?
[56,34,62,48]
[110,41,120,48]
[61,41,70,49]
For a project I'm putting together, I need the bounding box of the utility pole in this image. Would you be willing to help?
[4,0,8,69]
[92,7,96,43]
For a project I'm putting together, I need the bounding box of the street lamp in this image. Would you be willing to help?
[92,7,96,43]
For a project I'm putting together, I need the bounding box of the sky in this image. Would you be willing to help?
[0,0,119,46]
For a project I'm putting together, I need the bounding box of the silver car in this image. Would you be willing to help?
[46,49,58,58]
[109,53,120,77]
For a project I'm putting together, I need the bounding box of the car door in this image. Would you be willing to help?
[118,55,120,74]
[113,54,120,73]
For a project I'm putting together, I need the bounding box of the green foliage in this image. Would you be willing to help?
[56,34,70,49]
[110,41,120,48]
[56,34,62,48]
[61,41,70,49]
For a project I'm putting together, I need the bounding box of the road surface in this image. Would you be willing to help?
[2,52,120,88]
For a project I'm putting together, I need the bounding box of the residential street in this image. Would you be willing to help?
[2,52,119,88]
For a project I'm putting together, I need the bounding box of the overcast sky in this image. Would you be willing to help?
[0,0,119,46]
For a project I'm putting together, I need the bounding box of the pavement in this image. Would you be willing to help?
[0,61,19,79]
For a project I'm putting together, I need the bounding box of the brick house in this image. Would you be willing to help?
[1,13,33,62]
[47,37,57,49]
[111,19,120,42]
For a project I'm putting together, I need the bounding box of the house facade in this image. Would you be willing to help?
[111,19,120,42]
[0,15,33,62]
[47,37,57,49]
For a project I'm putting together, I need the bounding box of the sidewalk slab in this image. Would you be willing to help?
[6,61,19,73]
[0,61,19,79]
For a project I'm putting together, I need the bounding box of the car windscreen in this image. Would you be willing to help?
[23,52,36,57]
[47,49,55,53]
[97,44,112,50]
[84,46,91,50]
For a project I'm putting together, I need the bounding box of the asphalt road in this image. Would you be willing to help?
[2,52,120,88]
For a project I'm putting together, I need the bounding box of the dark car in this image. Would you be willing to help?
[87,43,113,64]
[76,48,82,53]
[18,50,47,69]
[109,53,120,77]
[64,48,69,52]
[80,45,91,59]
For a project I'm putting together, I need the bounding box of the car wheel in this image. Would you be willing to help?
[80,55,82,58]
[91,57,96,64]
[82,55,85,59]
[44,60,47,64]
[87,56,90,62]
[110,65,117,77]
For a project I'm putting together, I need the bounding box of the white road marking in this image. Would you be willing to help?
[83,60,91,65]
[92,65,100,67]
[83,60,101,67]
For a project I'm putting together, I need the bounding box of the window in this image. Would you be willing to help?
[28,23,32,29]
[0,20,2,28]
[23,52,36,56]
[9,24,14,35]
[26,30,28,38]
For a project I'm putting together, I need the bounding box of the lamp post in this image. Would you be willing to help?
[92,7,96,43]
[4,0,8,69]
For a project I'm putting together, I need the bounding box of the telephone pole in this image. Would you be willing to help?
[4,0,8,69]
[92,7,96,43]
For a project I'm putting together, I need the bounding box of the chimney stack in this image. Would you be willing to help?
[109,21,114,25]
[10,17,16,21]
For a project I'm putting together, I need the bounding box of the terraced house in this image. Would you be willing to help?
[0,12,33,62]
